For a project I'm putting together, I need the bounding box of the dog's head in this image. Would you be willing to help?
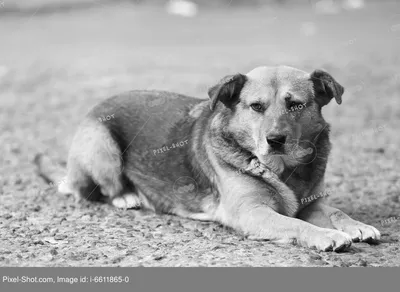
[208,66,344,170]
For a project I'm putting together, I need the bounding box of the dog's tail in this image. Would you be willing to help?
[33,153,71,194]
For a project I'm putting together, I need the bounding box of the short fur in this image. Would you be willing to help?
[35,65,380,251]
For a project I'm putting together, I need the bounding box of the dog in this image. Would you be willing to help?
[35,65,380,251]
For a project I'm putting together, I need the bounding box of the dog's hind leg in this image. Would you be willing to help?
[66,120,141,209]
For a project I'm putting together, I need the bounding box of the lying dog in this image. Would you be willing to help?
[36,65,380,251]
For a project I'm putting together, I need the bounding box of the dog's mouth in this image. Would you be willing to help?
[267,141,313,162]
[268,149,286,156]
[267,142,291,156]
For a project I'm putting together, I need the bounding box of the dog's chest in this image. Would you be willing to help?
[281,164,324,207]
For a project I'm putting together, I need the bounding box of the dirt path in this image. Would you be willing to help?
[1,4,399,266]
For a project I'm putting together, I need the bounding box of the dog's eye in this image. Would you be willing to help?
[250,103,264,112]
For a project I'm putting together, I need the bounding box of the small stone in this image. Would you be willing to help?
[32,206,41,212]
[154,255,165,261]
[54,234,67,240]
[144,233,153,239]
[81,215,91,221]
[211,245,223,251]
[309,254,322,260]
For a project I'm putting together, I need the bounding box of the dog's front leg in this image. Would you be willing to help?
[217,179,352,251]
[222,196,352,251]
[297,201,381,243]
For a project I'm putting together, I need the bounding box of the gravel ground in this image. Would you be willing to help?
[1,2,400,266]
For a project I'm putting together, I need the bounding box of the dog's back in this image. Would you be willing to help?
[57,90,217,215]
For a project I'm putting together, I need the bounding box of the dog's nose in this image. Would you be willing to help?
[267,134,286,149]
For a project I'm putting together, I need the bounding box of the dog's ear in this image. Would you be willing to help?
[208,73,247,111]
[310,69,344,106]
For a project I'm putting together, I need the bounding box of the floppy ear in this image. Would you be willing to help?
[310,69,344,106]
[208,73,247,111]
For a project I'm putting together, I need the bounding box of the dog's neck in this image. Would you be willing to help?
[185,102,222,193]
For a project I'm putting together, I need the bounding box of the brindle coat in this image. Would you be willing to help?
[36,65,380,251]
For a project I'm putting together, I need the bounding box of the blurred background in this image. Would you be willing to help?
[1,0,400,266]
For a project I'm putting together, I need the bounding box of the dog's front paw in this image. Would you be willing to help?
[332,219,381,243]
[111,193,141,209]
[300,228,352,252]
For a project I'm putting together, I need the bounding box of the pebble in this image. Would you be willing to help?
[54,234,67,240]
[154,255,166,261]
[309,254,322,260]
